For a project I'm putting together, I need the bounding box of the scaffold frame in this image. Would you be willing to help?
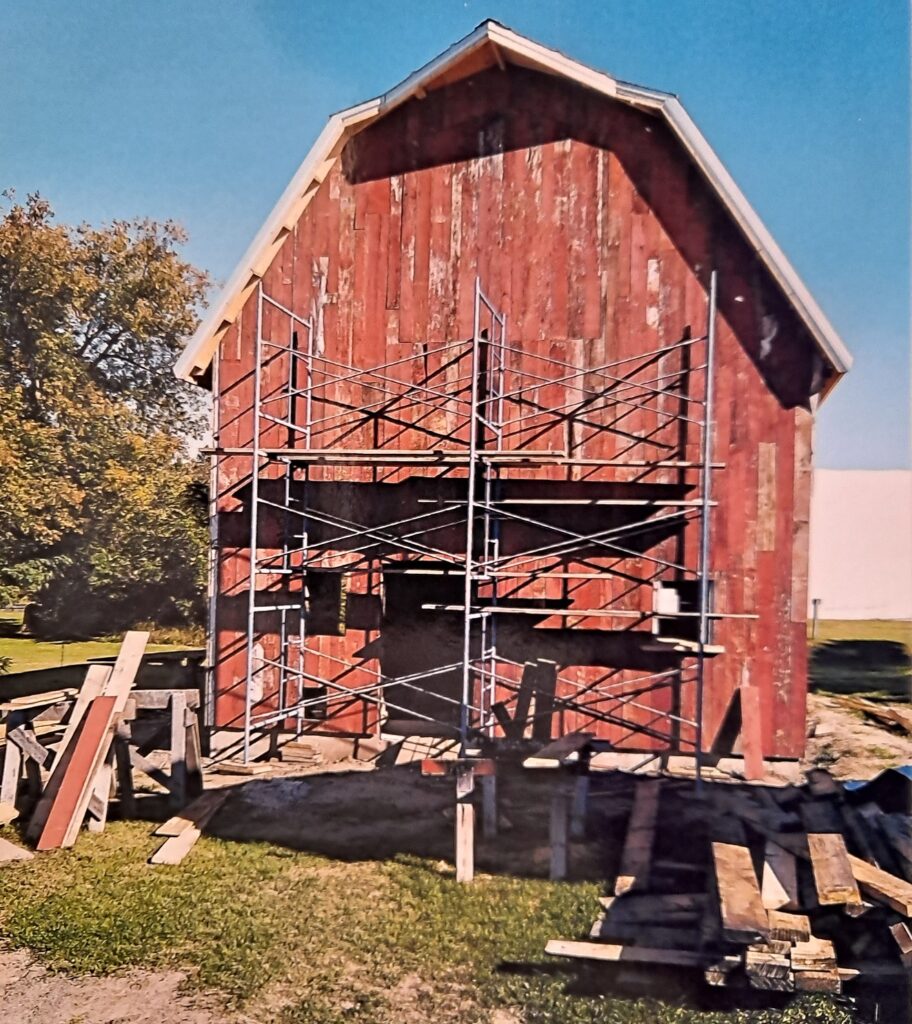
[234,272,736,778]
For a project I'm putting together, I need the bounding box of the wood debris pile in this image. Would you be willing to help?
[547,769,912,998]
[0,632,213,867]
[832,694,912,736]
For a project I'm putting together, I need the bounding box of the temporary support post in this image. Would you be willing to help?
[481,774,498,839]
[455,763,475,883]
[570,747,592,840]
[550,784,570,880]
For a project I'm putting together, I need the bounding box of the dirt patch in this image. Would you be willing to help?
[207,759,606,880]
[804,692,912,779]
[0,948,253,1024]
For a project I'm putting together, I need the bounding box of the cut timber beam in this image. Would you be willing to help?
[155,790,230,837]
[59,632,148,847]
[711,818,768,943]
[730,802,912,916]
[766,909,810,943]
[614,778,660,895]
[131,689,201,711]
[7,726,54,771]
[848,854,912,916]
[801,801,862,906]
[149,825,204,866]
[30,632,147,849]
[545,939,707,968]
[589,919,701,948]
[745,945,793,992]
[149,790,229,866]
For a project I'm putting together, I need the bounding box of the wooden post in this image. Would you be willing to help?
[169,692,188,809]
[570,748,591,839]
[455,763,475,883]
[550,785,569,880]
[114,720,136,819]
[481,774,497,839]
[184,707,204,799]
[0,711,24,810]
[87,751,114,833]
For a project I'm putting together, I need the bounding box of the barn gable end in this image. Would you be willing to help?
[191,25,850,764]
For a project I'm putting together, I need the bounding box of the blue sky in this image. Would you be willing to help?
[2,1,908,467]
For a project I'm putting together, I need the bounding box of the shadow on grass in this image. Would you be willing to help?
[810,640,911,701]
[0,617,24,639]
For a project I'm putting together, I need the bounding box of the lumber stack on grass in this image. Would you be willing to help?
[35,696,119,851]
[26,632,148,850]
[546,766,912,998]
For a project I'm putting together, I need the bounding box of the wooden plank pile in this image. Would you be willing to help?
[0,633,213,867]
[832,695,912,736]
[280,741,323,767]
[546,770,912,996]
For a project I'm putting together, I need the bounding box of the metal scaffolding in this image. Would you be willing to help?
[234,272,734,772]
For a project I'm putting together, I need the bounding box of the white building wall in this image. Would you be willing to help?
[808,469,912,620]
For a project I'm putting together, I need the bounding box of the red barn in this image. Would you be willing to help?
[176,22,851,769]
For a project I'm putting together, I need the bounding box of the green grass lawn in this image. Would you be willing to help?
[808,620,911,701]
[0,821,857,1024]
[0,609,190,675]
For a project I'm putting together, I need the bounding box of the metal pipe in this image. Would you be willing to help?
[243,284,266,764]
[695,270,718,787]
[459,279,483,753]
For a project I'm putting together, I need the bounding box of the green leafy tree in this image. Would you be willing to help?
[0,193,210,635]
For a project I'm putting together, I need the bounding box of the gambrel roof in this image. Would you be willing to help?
[175,20,852,388]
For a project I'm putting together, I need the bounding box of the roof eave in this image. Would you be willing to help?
[175,21,853,396]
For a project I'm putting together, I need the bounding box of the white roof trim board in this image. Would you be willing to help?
[175,20,852,385]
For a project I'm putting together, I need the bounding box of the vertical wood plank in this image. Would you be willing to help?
[455,764,475,883]
[550,786,569,880]
[0,712,23,809]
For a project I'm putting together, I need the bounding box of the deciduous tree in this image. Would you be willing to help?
[0,193,210,634]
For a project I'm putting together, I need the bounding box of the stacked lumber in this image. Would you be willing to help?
[26,632,149,849]
[0,635,217,864]
[0,633,227,867]
[280,741,323,767]
[546,771,912,997]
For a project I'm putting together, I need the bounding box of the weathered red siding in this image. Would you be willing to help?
[213,65,818,757]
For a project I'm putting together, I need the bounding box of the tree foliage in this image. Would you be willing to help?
[0,193,210,636]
